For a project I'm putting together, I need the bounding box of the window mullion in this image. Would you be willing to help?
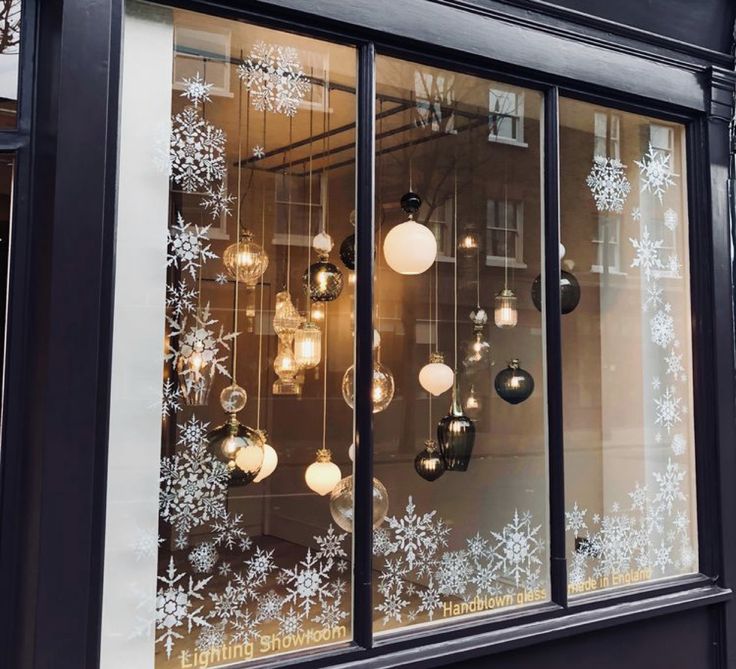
[353,40,376,650]
[543,85,567,608]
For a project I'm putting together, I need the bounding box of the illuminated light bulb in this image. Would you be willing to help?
[304,255,344,302]
[223,230,269,287]
[273,291,303,343]
[305,449,341,496]
[273,340,301,395]
[294,321,322,369]
[414,439,445,481]
[464,385,481,419]
[463,331,491,369]
[207,414,264,486]
[311,302,325,323]
[342,360,395,413]
[383,191,437,275]
[177,340,213,406]
[329,475,389,533]
[494,288,518,329]
[253,437,278,483]
[418,352,454,396]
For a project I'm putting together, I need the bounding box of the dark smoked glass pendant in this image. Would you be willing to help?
[531,270,581,314]
[494,358,535,405]
[414,439,445,481]
[339,233,355,270]
[437,385,475,472]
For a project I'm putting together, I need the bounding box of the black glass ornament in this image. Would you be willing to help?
[304,255,344,302]
[494,359,534,405]
[207,413,264,487]
[339,233,355,270]
[437,387,476,471]
[400,191,422,214]
[531,270,581,314]
[414,439,445,481]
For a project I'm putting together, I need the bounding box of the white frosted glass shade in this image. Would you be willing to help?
[253,442,278,483]
[383,219,437,275]
[305,450,341,496]
[235,441,265,475]
[418,354,454,396]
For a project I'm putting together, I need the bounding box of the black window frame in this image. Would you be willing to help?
[1,1,734,668]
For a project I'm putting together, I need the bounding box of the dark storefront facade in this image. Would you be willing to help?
[0,1,735,668]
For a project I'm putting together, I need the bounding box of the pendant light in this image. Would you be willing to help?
[329,475,389,533]
[438,163,475,471]
[339,232,355,270]
[273,339,301,395]
[494,358,535,404]
[418,268,453,395]
[383,191,437,275]
[463,307,491,370]
[531,245,581,315]
[223,229,269,288]
[415,439,445,481]
[176,306,216,406]
[494,185,519,328]
[208,83,264,486]
[464,385,481,419]
[341,358,395,413]
[253,177,278,483]
[305,305,341,495]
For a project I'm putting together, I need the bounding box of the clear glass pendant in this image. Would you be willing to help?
[223,230,269,288]
[294,321,322,369]
[273,339,301,395]
[342,359,395,413]
[494,288,518,328]
[329,475,389,533]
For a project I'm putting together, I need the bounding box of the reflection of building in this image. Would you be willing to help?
[2,2,736,669]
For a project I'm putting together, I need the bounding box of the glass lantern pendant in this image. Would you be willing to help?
[294,321,322,369]
[341,359,395,413]
[273,339,301,395]
[494,358,535,404]
[252,431,278,483]
[494,288,518,328]
[414,439,445,482]
[437,384,476,472]
[304,448,342,496]
[383,192,437,275]
[207,413,265,487]
[418,352,454,396]
[273,291,303,344]
[223,230,269,288]
[531,270,581,315]
[329,475,390,533]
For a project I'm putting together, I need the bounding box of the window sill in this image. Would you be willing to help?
[488,135,529,149]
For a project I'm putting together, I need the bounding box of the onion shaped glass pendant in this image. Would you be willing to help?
[223,230,269,288]
[252,431,278,483]
[418,352,454,396]
[341,360,395,413]
[329,475,389,533]
[494,288,518,328]
[304,448,341,496]
[437,383,475,472]
[207,413,265,487]
[531,270,581,315]
[494,358,535,404]
[414,439,445,481]
[383,192,437,275]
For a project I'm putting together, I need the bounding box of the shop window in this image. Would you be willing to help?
[375,54,547,634]
[0,0,21,128]
[560,98,696,596]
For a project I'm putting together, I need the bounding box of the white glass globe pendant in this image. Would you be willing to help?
[252,439,278,483]
[383,192,437,275]
[418,351,454,396]
[305,448,342,496]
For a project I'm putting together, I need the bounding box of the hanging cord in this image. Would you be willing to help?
[322,73,331,237]
[321,306,329,450]
[428,269,433,441]
[286,116,294,292]
[434,253,439,354]
[306,69,315,319]
[256,187,266,430]
[375,98,383,362]
[453,165,458,372]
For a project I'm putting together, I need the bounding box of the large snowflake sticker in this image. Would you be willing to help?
[167,214,218,279]
[238,41,310,117]
[586,155,631,213]
[653,458,687,514]
[490,510,543,587]
[629,226,664,281]
[386,496,438,571]
[279,549,333,616]
[170,106,226,192]
[155,557,211,658]
[635,143,678,203]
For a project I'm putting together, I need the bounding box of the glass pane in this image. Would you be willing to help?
[0,154,13,427]
[373,55,548,634]
[0,0,20,128]
[560,98,697,595]
[102,3,356,666]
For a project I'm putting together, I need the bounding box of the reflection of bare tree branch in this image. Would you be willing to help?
[0,0,20,56]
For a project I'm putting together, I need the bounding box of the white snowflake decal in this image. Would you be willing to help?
[635,143,678,203]
[386,496,438,571]
[671,433,687,456]
[180,72,213,108]
[166,280,198,318]
[664,348,685,380]
[167,214,218,279]
[586,155,631,213]
[215,273,229,285]
[664,208,678,231]
[188,542,219,574]
[653,458,687,514]
[565,502,587,533]
[170,106,226,192]
[200,182,235,219]
[212,512,249,550]
[252,145,265,159]
[279,549,333,616]
[654,385,683,433]
[650,309,675,348]
[238,41,310,117]
[160,380,182,417]
[629,226,664,281]
[643,281,663,313]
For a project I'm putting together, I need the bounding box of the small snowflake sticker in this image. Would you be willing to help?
[180,72,213,108]
[635,143,678,203]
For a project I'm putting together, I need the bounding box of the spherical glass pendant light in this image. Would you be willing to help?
[494,358,535,404]
[252,431,278,483]
[219,384,247,414]
[329,475,389,533]
[414,439,445,481]
[223,230,269,287]
[341,360,395,413]
[207,413,265,486]
[531,270,581,315]
[463,331,491,369]
[383,192,437,275]
[294,321,322,369]
[304,255,344,302]
[494,288,518,328]
[273,339,301,395]
[304,448,342,496]
[437,386,476,472]
[339,233,355,270]
[418,352,454,396]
